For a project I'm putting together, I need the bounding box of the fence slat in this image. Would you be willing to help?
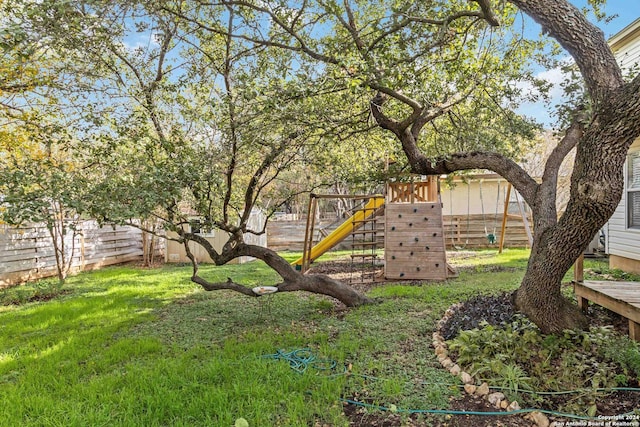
[0,220,162,287]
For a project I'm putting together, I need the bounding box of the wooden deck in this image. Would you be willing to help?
[574,280,640,341]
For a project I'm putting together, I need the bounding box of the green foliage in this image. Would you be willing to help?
[225,0,541,156]
[7,0,549,234]
[448,315,640,413]
[0,120,87,225]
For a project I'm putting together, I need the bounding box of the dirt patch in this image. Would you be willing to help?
[342,396,536,426]
[306,259,385,295]
[305,257,445,293]
[342,401,413,427]
[2,289,72,306]
[445,394,534,427]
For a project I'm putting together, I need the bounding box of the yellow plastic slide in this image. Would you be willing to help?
[292,197,385,269]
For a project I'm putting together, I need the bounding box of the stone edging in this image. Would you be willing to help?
[433,306,551,427]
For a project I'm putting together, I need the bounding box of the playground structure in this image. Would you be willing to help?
[441,175,533,251]
[291,176,457,282]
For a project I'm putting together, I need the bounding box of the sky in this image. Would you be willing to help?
[579,0,640,37]
[518,1,640,127]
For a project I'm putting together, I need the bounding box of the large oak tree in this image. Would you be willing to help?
[371,0,640,333]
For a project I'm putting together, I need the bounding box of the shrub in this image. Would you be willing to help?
[447,315,640,414]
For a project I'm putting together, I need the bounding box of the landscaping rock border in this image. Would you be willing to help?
[433,306,549,427]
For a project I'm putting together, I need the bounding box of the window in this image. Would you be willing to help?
[627,151,640,228]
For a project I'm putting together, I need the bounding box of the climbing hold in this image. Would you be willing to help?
[391,226,395,231]
[416,267,421,271]
[409,223,413,227]
[399,242,403,246]
[433,232,437,237]
[413,208,418,213]
[392,255,396,260]
[424,217,428,221]
[399,273,405,277]
[425,246,430,250]
[435,263,439,267]
[410,251,414,256]
[414,237,419,242]
[398,214,402,218]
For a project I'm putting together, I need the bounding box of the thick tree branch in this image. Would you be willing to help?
[470,0,500,27]
[369,83,422,111]
[409,150,538,206]
[182,237,372,306]
[369,92,401,135]
[542,111,586,184]
[183,238,258,296]
[374,92,537,200]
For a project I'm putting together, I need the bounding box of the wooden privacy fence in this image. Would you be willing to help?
[267,214,531,252]
[0,221,162,287]
[444,214,532,249]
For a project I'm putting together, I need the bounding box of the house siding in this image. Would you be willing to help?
[605,19,640,270]
[610,18,640,76]
[613,39,640,74]
[608,139,640,262]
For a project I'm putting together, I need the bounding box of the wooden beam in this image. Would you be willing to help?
[498,184,511,254]
[574,254,584,283]
[574,281,640,324]
[630,320,640,342]
[301,195,316,274]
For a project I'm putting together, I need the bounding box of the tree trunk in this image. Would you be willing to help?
[514,100,633,333]
[514,230,591,334]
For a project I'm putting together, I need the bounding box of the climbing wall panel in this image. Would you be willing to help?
[384,202,448,280]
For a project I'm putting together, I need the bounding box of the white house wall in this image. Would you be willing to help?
[608,138,640,261]
[606,19,640,269]
[614,39,640,74]
[441,179,506,217]
[610,18,640,76]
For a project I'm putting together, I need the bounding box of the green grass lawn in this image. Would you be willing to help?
[0,249,627,426]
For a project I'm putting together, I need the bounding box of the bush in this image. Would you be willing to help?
[447,315,640,414]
